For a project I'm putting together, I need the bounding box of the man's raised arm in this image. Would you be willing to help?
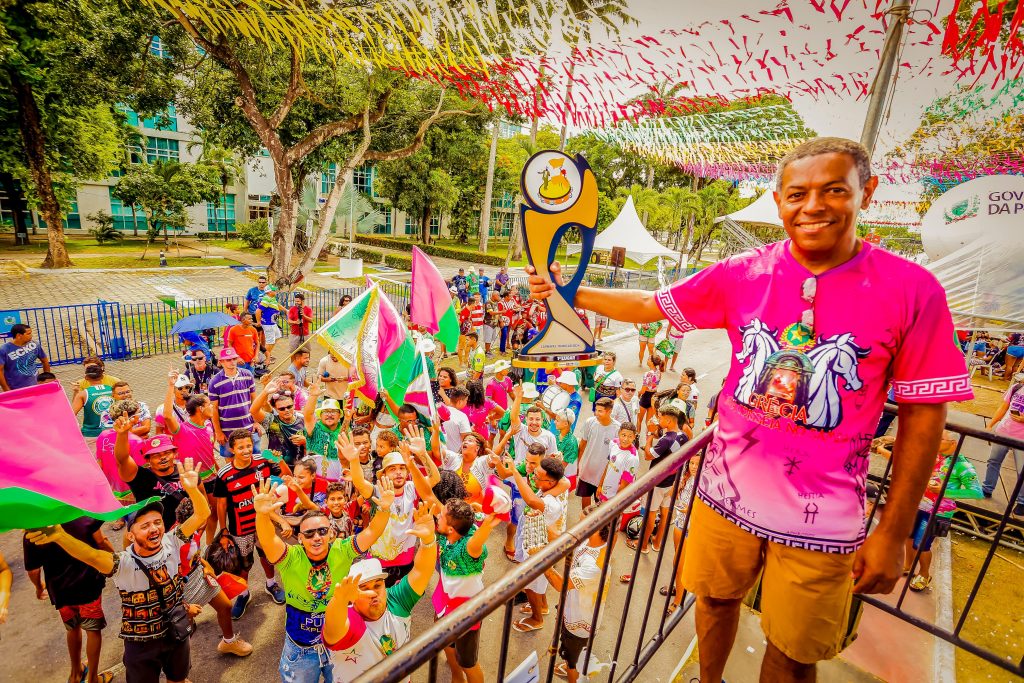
[526,263,662,323]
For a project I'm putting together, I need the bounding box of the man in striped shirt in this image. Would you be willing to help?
[209,347,257,455]
[458,293,485,366]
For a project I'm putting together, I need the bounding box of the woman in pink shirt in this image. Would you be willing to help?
[463,380,503,443]
[485,361,514,410]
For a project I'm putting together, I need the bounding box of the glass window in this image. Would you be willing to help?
[404,215,417,235]
[206,194,236,232]
[146,137,179,163]
[150,35,169,58]
[321,163,337,195]
[108,188,147,232]
[142,104,177,132]
[430,215,440,236]
[64,200,81,231]
[353,164,376,196]
[375,209,391,235]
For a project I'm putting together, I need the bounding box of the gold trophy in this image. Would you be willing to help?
[514,151,602,370]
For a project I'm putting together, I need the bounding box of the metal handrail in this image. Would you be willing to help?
[357,426,717,683]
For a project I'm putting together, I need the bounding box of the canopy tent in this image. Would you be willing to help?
[927,237,1024,333]
[566,195,680,266]
[714,190,782,228]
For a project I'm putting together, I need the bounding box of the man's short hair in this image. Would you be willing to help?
[445,499,476,536]
[294,458,317,475]
[398,403,417,416]
[36,372,57,383]
[186,394,209,415]
[294,293,305,300]
[291,348,310,359]
[278,370,296,379]
[108,399,139,421]
[111,380,130,392]
[298,509,329,529]
[466,332,478,341]
[351,426,370,439]
[449,387,469,401]
[525,405,543,417]
[658,404,683,423]
[540,456,565,481]
[775,137,871,192]
[326,482,346,497]
[527,442,547,456]
[227,429,253,448]
[595,397,614,410]
[10,323,29,337]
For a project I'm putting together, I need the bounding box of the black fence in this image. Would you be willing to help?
[355,409,1024,682]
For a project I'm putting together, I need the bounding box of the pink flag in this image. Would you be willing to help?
[410,247,460,350]
[0,382,158,531]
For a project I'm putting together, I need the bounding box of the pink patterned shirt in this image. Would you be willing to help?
[655,240,972,553]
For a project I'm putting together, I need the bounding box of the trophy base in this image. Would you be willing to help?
[512,351,603,370]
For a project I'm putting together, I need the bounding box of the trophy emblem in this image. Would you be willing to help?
[514,150,602,370]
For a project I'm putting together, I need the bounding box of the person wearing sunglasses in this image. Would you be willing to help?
[526,136,972,682]
[251,377,307,468]
[253,475,396,683]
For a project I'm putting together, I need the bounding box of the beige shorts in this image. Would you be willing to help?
[682,498,857,664]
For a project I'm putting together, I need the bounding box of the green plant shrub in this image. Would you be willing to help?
[235,219,270,249]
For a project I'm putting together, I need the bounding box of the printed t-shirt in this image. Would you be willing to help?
[213,455,282,536]
[486,375,513,410]
[278,537,361,646]
[325,576,423,680]
[368,480,418,567]
[227,324,260,363]
[650,431,686,489]
[207,369,256,433]
[562,543,607,639]
[163,417,216,480]
[638,322,662,338]
[600,439,639,500]
[593,368,623,401]
[654,239,972,552]
[557,431,579,465]
[263,414,307,467]
[511,428,557,467]
[469,346,486,375]
[433,527,487,626]
[578,418,620,486]
[110,529,188,640]
[0,340,47,389]
[81,384,113,437]
[306,421,342,466]
[127,465,187,529]
[23,517,106,609]
[995,384,1024,440]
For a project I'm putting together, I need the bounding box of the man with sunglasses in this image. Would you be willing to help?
[253,476,396,683]
[184,351,217,395]
[527,137,972,682]
[611,380,639,434]
[252,376,307,468]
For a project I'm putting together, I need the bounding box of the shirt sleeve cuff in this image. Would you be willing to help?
[654,288,697,333]
[892,375,974,403]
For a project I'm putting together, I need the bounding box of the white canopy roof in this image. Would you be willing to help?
[927,236,1024,332]
[714,190,782,227]
[566,195,679,265]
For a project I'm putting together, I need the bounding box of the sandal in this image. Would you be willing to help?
[554,662,569,678]
[909,574,931,592]
[625,539,649,554]
[505,547,519,562]
[97,673,114,683]
[519,604,549,615]
[666,602,679,616]
[512,618,542,633]
[659,585,676,597]
[619,573,632,584]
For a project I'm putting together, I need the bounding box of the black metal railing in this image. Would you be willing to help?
[355,407,1024,682]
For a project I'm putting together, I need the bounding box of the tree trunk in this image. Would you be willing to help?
[558,62,577,151]
[422,205,433,246]
[131,205,139,237]
[267,160,298,286]
[221,179,229,241]
[10,71,71,268]
[479,122,499,253]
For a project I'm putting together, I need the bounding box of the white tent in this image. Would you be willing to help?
[927,237,1024,332]
[566,195,679,265]
[714,190,782,227]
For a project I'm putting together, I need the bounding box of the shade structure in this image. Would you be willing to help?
[714,190,782,228]
[927,237,1024,333]
[566,196,679,265]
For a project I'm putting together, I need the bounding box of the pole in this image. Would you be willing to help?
[479,121,499,253]
[860,0,911,157]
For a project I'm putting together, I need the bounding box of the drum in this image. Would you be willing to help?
[539,384,570,413]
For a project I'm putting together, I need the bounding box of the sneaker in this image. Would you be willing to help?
[1015,503,1024,516]
[265,582,286,605]
[909,574,931,592]
[983,490,992,498]
[217,636,253,657]
[231,592,250,620]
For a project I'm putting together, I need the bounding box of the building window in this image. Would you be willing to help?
[0,188,33,230]
[375,209,391,235]
[494,191,515,210]
[109,188,147,232]
[430,215,440,236]
[490,211,513,238]
[142,105,177,132]
[247,195,271,221]
[321,163,337,195]
[353,164,375,196]
[146,137,179,163]
[150,35,170,58]
[404,215,417,235]
[206,194,236,232]
[64,200,81,231]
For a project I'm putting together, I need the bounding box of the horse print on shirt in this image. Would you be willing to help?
[734,318,869,432]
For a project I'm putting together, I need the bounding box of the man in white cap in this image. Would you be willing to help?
[154,372,193,435]
[302,380,346,479]
[539,371,582,435]
[323,502,438,679]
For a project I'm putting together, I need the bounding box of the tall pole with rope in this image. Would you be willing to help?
[860,0,912,157]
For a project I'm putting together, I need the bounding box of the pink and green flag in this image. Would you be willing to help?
[316,288,375,367]
[0,383,158,532]
[411,246,459,351]
[402,350,436,422]
[375,286,418,406]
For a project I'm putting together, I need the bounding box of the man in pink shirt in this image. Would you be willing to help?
[527,137,972,681]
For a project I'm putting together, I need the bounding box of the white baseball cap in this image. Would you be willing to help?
[521,382,540,400]
[174,374,193,389]
[347,557,388,586]
[556,373,578,387]
[492,359,511,373]
[315,398,342,416]
[417,338,437,354]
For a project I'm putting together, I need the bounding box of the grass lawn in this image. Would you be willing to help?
[0,236,161,254]
[950,532,1024,681]
[214,238,270,255]
[61,255,240,269]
